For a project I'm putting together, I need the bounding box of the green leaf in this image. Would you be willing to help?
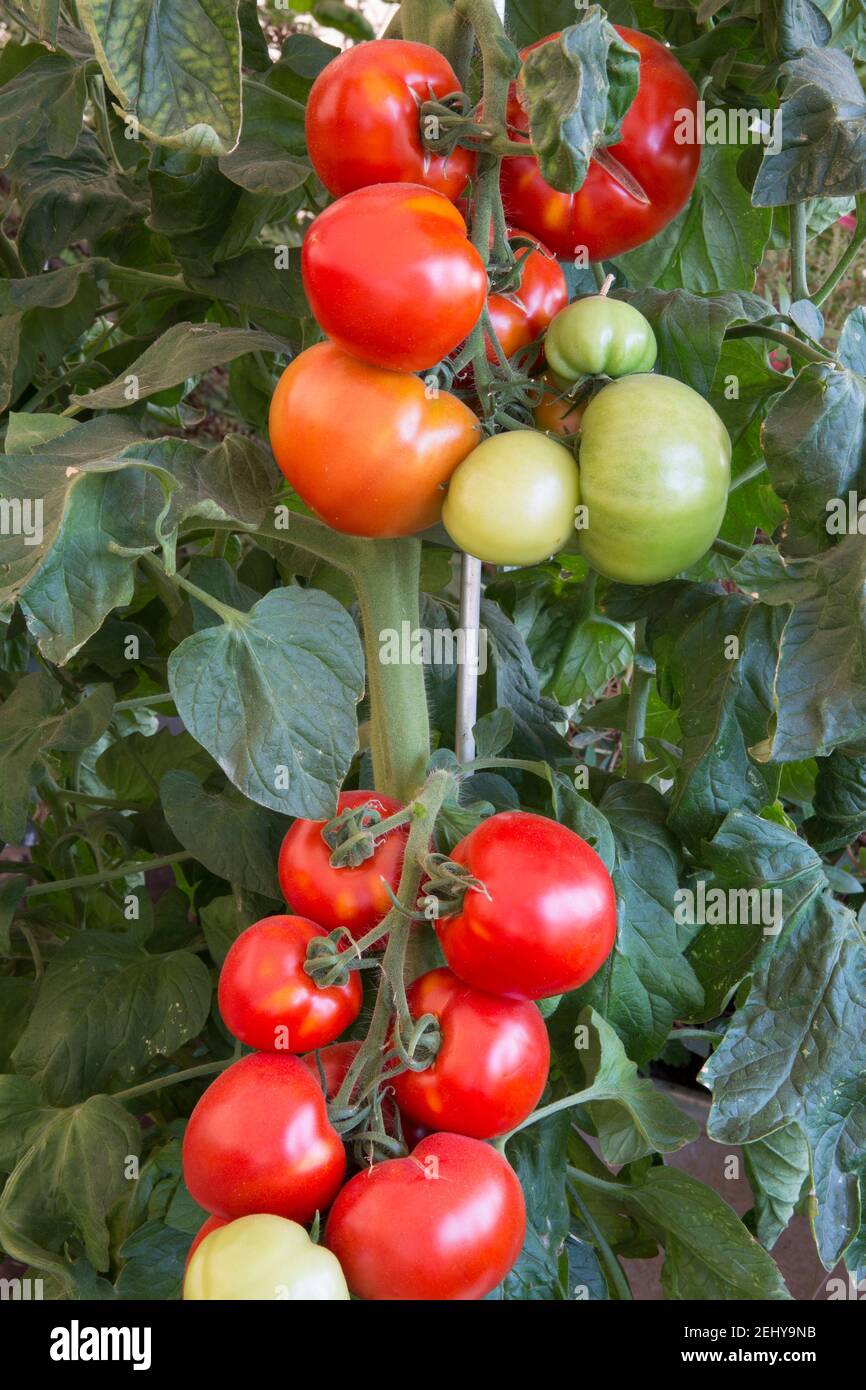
[161,770,288,897]
[839,305,866,374]
[114,1220,190,1299]
[218,79,309,193]
[703,892,866,1267]
[616,144,772,292]
[558,781,703,1063]
[12,933,212,1105]
[69,322,287,412]
[79,0,242,154]
[479,599,569,764]
[497,1110,572,1300]
[763,362,866,548]
[168,587,364,818]
[560,1007,700,1163]
[593,1166,792,1299]
[807,749,866,851]
[520,10,640,193]
[0,1086,141,1274]
[0,672,114,843]
[547,615,633,706]
[743,1125,811,1250]
[0,877,27,954]
[96,729,213,806]
[0,51,89,169]
[736,538,866,759]
[753,47,866,206]
[311,0,375,40]
[621,289,769,397]
[665,595,786,847]
[684,810,825,1020]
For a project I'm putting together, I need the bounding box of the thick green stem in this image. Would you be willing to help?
[112,1054,236,1103]
[569,1183,633,1301]
[347,536,432,802]
[724,324,833,364]
[24,851,191,897]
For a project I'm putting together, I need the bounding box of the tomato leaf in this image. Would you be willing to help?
[703,892,866,1268]
[743,1125,812,1251]
[519,9,640,194]
[161,770,288,898]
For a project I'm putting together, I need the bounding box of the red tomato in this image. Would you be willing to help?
[325,1132,526,1300]
[391,968,549,1139]
[185,1214,226,1272]
[305,39,475,203]
[218,915,362,1053]
[278,791,409,944]
[301,184,486,371]
[500,28,700,260]
[435,811,617,999]
[268,342,479,538]
[457,228,566,380]
[182,1053,346,1222]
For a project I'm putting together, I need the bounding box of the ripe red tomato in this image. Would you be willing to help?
[325,1132,526,1300]
[391,968,549,1138]
[305,40,475,203]
[182,1052,346,1222]
[278,791,409,944]
[218,915,362,1053]
[500,27,700,260]
[301,183,486,371]
[435,811,617,999]
[268,342,479,538]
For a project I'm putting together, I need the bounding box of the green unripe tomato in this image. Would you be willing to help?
[577,373,731,585]
[545,297,657,381]
[183,1214,350,1301]
[442,429,579,566]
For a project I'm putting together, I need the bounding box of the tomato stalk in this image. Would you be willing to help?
[624,618,651,780]
[331,768,454,1118]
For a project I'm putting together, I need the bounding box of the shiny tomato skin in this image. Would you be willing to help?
[305,40,475,202]
[392,968,549,1138]
[184,1214,349,1301]
[218,915,362,1053]
[545,295,657,381]
[268,342,479,538]
[436,811,617,999]
[577,372,731,583]
[182,1052,346,1222]
[278,791,409,943]
[500,28,700,260]
[325,1132,526,1300]
[301,184,486,371]
[509,229,569,336]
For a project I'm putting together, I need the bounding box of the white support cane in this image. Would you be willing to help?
[455,0,506,765]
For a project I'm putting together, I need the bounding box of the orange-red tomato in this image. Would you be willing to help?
[268,342,479,538]
[500,27,700,261]
[218,915,362,1053]
[532,374,587,438]
[278,791,410,943]
[305,40,475,203]
[301,184,486,372]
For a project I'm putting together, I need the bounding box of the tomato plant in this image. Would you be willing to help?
[325,1132,526,1300]
[269,342,479,537]
[218,914,362,1051]
[301,183,487,371]
[0,0,864,1319]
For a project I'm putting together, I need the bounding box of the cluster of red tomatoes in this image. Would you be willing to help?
[182,799,617,1301]
[268,32,733,587]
